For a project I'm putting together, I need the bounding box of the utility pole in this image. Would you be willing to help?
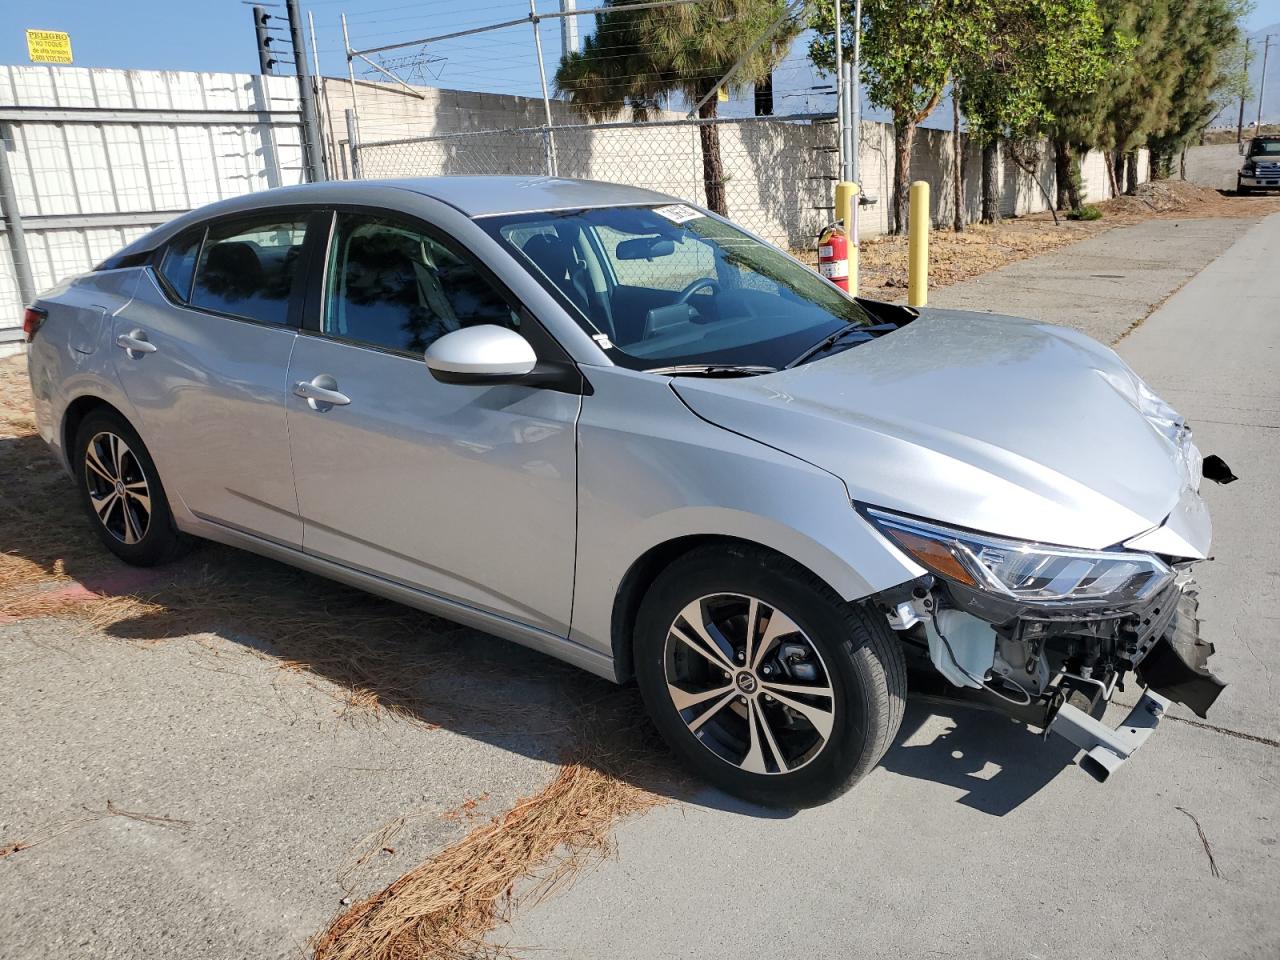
[849,0,861,184]
[1238,37,1250,143]
[834,0,847,182]
[285,0,327,182]
[1257,34,1274,132]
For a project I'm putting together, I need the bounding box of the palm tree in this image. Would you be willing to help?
[555,0,800,215]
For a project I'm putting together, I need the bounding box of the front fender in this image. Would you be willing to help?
[568,367,923,666]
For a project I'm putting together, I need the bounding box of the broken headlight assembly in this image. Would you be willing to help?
[864,507,1175,608]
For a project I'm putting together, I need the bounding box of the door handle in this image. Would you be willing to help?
[115,330,157,357]
[293,374,351,410]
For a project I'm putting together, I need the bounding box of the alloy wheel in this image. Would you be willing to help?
[664,593,835,775]
[84,431,152,545]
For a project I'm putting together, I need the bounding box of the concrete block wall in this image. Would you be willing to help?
[346,77,1151,248]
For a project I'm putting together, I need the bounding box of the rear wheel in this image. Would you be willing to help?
[634,545,906,808]
[73,409,188,566]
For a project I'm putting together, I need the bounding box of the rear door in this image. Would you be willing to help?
[110,211,318,548]
[284,209,579,634]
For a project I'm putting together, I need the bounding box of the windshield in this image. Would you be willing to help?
[1249,139,1280,156]
[479,205,874,370]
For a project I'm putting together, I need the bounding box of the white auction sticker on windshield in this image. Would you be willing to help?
[652,203,704,224]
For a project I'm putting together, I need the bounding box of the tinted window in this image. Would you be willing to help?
[190,217,307,325]
[158,231,202,301]
[324,214,519,355]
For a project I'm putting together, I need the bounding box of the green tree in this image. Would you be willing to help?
[1040,1,1138,209]
[811,0,957,234]
[1145,0,1245,178]
[953,0,1109,222]
[556,0,801,215]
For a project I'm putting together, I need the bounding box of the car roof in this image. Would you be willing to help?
[229,175,680,218]
[392,175,680,216]
[98,176,683,267]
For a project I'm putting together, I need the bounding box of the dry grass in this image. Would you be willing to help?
[312,761,661,960]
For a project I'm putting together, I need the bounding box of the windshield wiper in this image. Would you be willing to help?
[785,322,898,369]
[645,364,777,378]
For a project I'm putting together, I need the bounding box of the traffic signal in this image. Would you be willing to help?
[253,6,276,74]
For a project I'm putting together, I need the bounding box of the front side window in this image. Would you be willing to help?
[323,213,519,355]
[190,216,307,325]
[481,205,874,370]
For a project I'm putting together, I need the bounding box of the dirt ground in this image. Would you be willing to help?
[854,179,1280,295]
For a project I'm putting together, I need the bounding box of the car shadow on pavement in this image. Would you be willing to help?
[1,428,1080,819]
[877,699,1081,816]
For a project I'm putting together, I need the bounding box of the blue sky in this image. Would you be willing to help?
[3,0,1279,106]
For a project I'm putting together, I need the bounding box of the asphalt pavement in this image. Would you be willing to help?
[496,214,1280,959]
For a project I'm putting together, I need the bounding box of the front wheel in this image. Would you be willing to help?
[1238,179,1252,196]
[634,545,906,808]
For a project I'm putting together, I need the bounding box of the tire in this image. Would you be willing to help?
[634,544,906,808]
[73,408,189,566]
[1237,179,1251,196]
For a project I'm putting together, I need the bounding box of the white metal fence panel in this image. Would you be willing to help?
[0,65,307,349]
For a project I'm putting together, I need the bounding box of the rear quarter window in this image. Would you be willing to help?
[157,232,203,301]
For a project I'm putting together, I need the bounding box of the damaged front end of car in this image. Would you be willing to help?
[863,505,1228,781]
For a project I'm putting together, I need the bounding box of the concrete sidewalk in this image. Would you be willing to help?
[496,214,1280,960]
[931,215,1253,344]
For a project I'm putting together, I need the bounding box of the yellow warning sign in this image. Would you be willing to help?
[26,29,73,65]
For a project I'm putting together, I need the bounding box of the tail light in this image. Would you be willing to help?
[22,306,46,342]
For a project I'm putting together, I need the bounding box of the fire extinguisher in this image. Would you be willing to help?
[817,222,849,292]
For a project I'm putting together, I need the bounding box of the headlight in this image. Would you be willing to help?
[866,507,1174,605]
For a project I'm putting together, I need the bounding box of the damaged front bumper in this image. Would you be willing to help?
[881,571,1227,780]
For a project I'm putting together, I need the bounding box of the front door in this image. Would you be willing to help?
[111,213,309,547]
[285,211,579,634]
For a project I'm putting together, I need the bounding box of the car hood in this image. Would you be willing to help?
[672,308,1197,551]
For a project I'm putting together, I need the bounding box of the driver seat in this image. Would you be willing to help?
[521,234,592,316]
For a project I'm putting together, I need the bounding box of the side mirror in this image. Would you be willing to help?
[1239,141,1246,156]
[425,325,538,384]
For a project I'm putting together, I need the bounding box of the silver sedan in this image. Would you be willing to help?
[24,176,1227,806]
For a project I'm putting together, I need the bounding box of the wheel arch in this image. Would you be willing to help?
[609,534,850,683]
[62,395,131,463]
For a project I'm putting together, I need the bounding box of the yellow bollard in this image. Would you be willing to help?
[835,181,861,296]
[907,180,929,307]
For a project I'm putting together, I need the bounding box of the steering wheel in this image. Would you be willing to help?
[675,277,720,305]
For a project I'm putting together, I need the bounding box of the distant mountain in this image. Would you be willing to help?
[1243,23,1280,127]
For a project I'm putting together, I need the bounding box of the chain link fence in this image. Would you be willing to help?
[355,114,839,251]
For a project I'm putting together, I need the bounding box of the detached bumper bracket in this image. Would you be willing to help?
[1047,688,1171,782]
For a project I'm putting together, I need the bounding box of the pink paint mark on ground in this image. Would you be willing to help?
[40,567,166,602]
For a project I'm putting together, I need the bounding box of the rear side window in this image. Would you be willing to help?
[157,232,202,301]
[190,217,307,325]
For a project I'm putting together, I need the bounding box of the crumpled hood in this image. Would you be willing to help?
[673,308,1196,551]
